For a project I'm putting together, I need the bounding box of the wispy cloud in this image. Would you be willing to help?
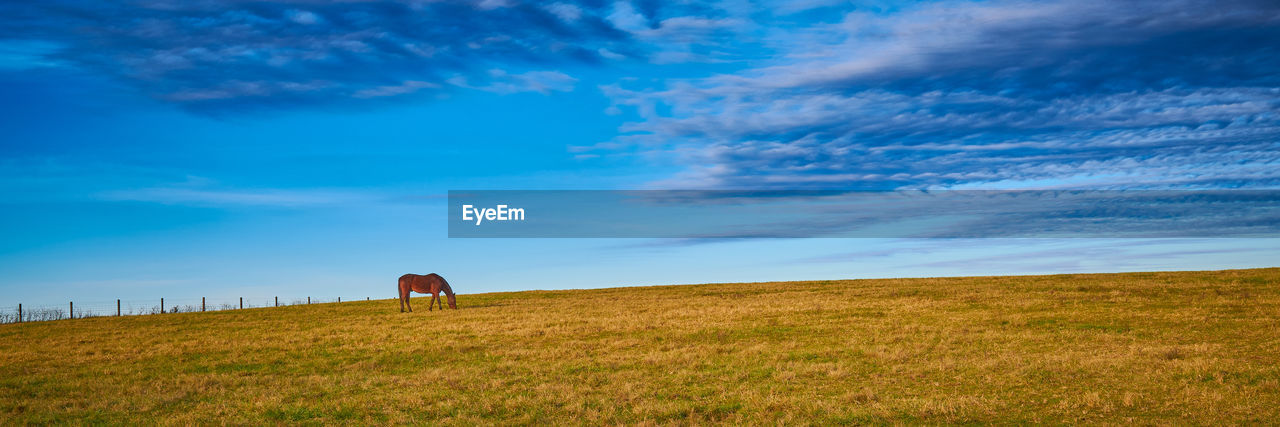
[5,0,1277,190]
[448,69,578,94]
[96,186,381,208]
[0,0,768,111]
[0,0,642,111]
[792,238,1280,276]
[593,0,1280,189]
[896,239,1280,273]
[0,40,63,69]
[352,80,440,99]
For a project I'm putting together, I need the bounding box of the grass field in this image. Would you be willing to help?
[2,268,1279,424]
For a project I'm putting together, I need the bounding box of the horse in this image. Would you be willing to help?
[398,273,457,312]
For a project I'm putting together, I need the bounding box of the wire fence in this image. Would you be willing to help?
[0,296,378,324]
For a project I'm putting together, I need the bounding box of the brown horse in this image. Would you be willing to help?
[398,273,457,312]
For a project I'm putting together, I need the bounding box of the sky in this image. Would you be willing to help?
[2,0,1279,310]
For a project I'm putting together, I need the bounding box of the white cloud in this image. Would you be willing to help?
[451,69,578,94]
[545,2,583,22]
[286,9,320,25]
[352,80,440,98]
[594,0,1280,189]
[97,186,381,208]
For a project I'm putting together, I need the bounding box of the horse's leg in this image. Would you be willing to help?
[430,293,438,311]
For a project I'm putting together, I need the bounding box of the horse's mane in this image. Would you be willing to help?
[439,276,455,296]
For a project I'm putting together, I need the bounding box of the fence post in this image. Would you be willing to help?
[202,297,206,312]
[275,296,278,307]
[307,297,310,304]
[70,301,74,320]
[117,299,121,316]
[17,303,21,323]
[338,297,341,303]
[161,298,164,314]
[367,297,370,301]
[239,297,243,309]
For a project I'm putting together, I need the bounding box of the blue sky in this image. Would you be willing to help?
[2,0,1279,309]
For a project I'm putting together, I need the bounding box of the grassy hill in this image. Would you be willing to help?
[2,268,1279,424]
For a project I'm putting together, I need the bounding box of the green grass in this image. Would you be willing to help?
[2,268,1279,424]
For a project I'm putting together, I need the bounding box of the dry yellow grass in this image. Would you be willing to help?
[2,268,1279,424]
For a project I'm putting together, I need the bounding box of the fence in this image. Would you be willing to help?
[0,296,377,324]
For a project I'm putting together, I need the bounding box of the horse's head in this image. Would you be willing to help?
[440,279,459,309]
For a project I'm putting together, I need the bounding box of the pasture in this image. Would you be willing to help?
[2,268,1279,424]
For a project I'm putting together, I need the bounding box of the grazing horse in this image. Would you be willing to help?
[398,273,457,312]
